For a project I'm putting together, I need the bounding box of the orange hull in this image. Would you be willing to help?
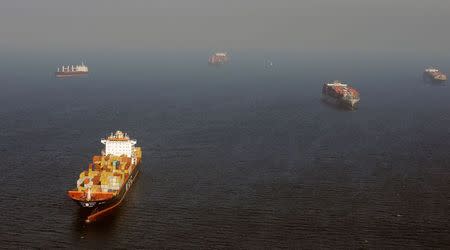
[85,169,140,223]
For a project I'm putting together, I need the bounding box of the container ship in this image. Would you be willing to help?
[322,80,360,109]
[208,52,229,65]
[423,67,447,82]
[67,131,142,223]
[55,62,88,77]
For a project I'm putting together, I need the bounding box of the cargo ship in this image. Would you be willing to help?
[67,131,142,223]
[55,62,88,77]
[208,52,229,65]
[423,67,447,82]
[322,80,360,109]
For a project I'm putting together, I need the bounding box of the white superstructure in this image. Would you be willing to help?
[425,67,439,73]
[101,131,138,164]
[325,80,348,87]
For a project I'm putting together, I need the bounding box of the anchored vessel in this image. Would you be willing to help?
[55,62,88,77]
[423,67,447,82]
[67,131,142,223]
[209,52,229,65]
[322,80,360,109]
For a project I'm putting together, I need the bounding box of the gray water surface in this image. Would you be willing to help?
[0,51,449,248]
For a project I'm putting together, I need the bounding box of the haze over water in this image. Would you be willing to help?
[1,1,450,249]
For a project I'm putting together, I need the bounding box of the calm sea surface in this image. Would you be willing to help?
[0,51,449,248]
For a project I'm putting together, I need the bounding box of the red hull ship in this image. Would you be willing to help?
[208,52,229,65]
[55,62,88,77]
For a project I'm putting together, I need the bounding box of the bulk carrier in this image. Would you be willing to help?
[423,67,447,82]
[55,62,88,77]
[208,52,229,65]
[67,131,141,223]
[322,80,360,109]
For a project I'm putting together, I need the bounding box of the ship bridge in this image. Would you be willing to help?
[425,68,439,73]
[326,80,348,87]
[101,131,137,160]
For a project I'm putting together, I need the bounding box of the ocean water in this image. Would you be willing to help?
[0,51,449,248]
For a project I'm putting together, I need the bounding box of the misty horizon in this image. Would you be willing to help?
[1,0,449,55]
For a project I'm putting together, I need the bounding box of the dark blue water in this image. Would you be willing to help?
[0,51,449,248]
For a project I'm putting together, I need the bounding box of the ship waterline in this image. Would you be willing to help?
[55,71,88,77]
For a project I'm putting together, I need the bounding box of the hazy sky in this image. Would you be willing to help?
[1,0,449,53]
